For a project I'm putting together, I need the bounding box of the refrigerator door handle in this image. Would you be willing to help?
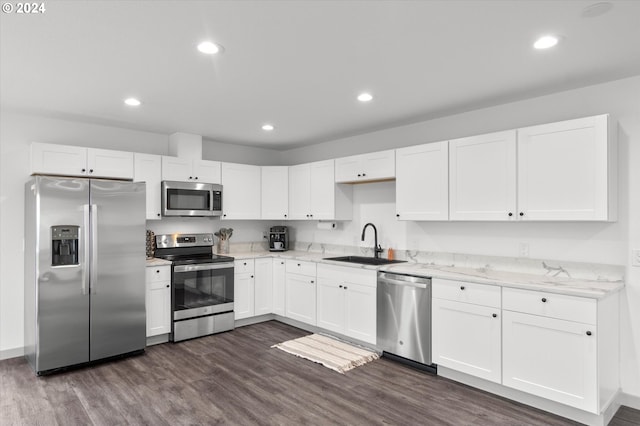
[90,204,98,294]
[82,204,90,295]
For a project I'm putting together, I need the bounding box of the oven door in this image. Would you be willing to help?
[172,263,234,320]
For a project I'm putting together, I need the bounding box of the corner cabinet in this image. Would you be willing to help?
[288,160,352,220]
[517,114,615,221]
[134,153,162,220]
[432,279,502,383]
[272,259,286,316]
[395,141,449,220]
[254,258,273,316]
[145,265,171,337]
[221,162,261,220]
[335,150,395,183]
[31,143,134,180]
[316,264,377,344]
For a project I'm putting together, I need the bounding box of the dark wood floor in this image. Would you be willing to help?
[1,321,638,426]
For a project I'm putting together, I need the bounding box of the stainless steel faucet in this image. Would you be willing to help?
[361,223,383,258]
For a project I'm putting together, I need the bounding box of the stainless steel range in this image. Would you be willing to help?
[155,233,235,342]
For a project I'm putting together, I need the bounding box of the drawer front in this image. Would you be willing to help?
[234,259,255,274]
[286,259,316,277]
[432,278,501,308]
[502,287,596,325]
[317,264,376,287]
[146,265,171,283]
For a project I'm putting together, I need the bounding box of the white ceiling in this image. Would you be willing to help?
[2,1,639,150]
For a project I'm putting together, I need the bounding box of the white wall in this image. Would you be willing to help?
[283,75,640,399]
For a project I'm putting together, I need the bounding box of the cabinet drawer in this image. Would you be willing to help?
[234,259,255,274]
[432,278,501,308]
[317,264,376,287]
[502,287,596,325]
[286,259,316,277]
[146,265,171,283]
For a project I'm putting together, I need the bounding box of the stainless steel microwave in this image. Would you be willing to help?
[162,181,222,217]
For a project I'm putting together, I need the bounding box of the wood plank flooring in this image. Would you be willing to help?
[1,321,638,425]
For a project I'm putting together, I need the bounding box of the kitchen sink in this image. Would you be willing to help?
[323,256,407,266]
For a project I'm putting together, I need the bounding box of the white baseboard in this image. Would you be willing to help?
[0,346,24,361]
[618,392,640,410]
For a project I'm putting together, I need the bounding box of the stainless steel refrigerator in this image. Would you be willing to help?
[24,176,146,374]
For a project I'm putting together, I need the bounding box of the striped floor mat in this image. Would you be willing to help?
[271,334,380,374]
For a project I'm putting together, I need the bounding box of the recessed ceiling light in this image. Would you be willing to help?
[124,98,141,106]
[357,93,373,102]
[197,41,222,55]
[262,124,274,131]
[533,35,559,50]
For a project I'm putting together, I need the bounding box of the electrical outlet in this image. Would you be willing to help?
[519,243,530,258]
[632,249,640,267]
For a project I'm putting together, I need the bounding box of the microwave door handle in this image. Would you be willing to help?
[210,190,214,212]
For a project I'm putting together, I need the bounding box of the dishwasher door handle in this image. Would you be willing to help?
[378,273,430,289]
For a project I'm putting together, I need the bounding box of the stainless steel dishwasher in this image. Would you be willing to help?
[377,271,434,369]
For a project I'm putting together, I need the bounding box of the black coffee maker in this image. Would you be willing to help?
[269,226,289,252]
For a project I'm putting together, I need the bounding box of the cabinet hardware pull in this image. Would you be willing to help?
[492,313,497,318]
[357,174,361,177]
[339,285,343,288]
[508,212,513,217]
[157,213,161,217]
[284,214,287,218]
[243,262,247,266]
[281,262,284,264]
[344,286,347,290]
[460,286,465,290]
[311,280,314,284]
[195,177,198,180]
[82,168,86,172]
[519,212,524,216]
[586,331,592,336]
[223,214,227,217]
[156,270,160,273]
[362,173,366,177]
[166,285,169,288]
[251,275,254,278]
[189,176,193,179]
[541,298,547,303]
[396,214,400,218]
[89,169,94,173]
[297,263,301,266]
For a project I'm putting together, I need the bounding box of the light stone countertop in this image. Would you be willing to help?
[227,250,624,299]
[145,258,172,267]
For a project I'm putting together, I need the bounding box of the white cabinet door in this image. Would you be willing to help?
[31,143,87,177]
[285,274,316,325]
[288,164,311,220]
[344,282,376,344]
[193,159,221,184]
[134,153,162,220]
[432,298,501,383]
[449,130,517,221]
[316,278,345,334]
[502,310,597,413]
[395,141,449,221]
[517,114,611,221]
[335,150,395,183]
[309,160,335,220]
[161,156,192,181]
[234,272,255,320]
[87,148,134,179]
[272,259,286,316]
[221,162,261,220]
[261,166,289,220]
[145,266,171,337]
[254,258,273,316]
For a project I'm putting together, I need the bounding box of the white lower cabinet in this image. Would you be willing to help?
[272,259,286,316]
[234,260,255,320]
[145,265,171,337]
[254,258,273,316]
[432,279,501,383]
[285,260,317,325]
[316,264,377,344]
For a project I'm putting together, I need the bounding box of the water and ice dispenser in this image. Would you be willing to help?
[51,226,79,266]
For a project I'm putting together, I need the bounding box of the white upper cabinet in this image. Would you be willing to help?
[134,153,162,220]
[289,160,352,220]
[261,166,289,220]
[161,156,221,184]
[395,141,449,221]
[449,130,517,221]
[517,114,615,221]
[221,162,261,220]
[31,143,134,180]
[335,150,395,183]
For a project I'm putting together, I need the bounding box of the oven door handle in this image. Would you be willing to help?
[174,263,235,272]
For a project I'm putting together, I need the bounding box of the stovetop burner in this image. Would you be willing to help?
[153,233,235,265]
[155,253,235,266]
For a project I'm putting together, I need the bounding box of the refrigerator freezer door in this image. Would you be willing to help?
[89,180,146,360]
[35,177,91,372]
